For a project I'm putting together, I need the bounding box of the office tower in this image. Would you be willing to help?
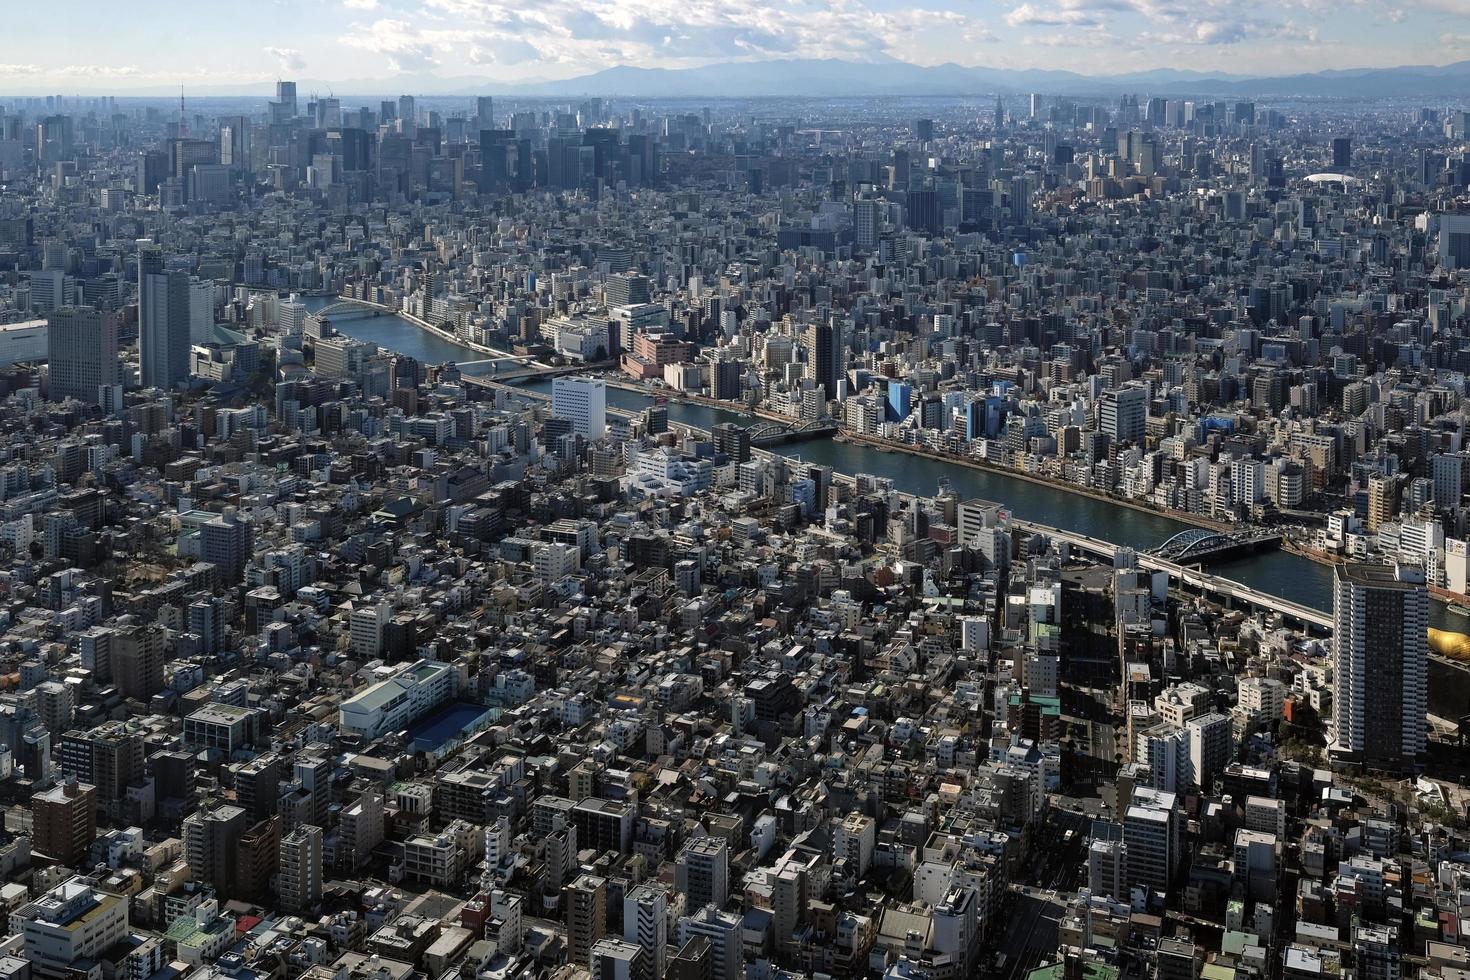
[905,188,942,235]
[278,825,323,914]
[476,96,494,129]
[804,320,841,402]
[274,81,297,118]
[113,623,165,701]
[1100,383,1147,445]
[676,906,743,980]
[47,307,119,403]
[12,878,128,979]
[622,884,667,980]
[1030,93,1041,118]
[913,118,934,141]
[31,779,97,866]
[1332,563,1428,771]
[137,240,190,389]
[200,506,252,583]
[605,272,651,307]
[565,873,607,967]
[1439,213,1470,269]
[552,376,607,441]
[1124,787,1180,895]
[182,803,248,898]
[712,357,741,402]
[994,94,1004,131]
[1332,136,1353,169]
[853,198,881,252]
[591,939,645,980]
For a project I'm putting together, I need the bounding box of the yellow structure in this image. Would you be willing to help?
[1428,627,1470,662]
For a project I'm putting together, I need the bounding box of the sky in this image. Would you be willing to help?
[0,0,1464,93]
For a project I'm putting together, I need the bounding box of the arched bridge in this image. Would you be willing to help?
[1149,527,1283,564]
[746,418,839,446]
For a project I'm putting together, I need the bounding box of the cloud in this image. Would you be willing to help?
[0,64,42,76]
[342,0,379,8]
[265,47,307,71]
[57,65,144,77]
[1006,3,1106,27]
[341,19,445,71]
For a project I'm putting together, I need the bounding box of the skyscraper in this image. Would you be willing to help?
[1332,563,1428,771]
[476,96,494,129]
[804,320,841,403]
[46,307,119,403]
[1100,383,1147,445]
[552,376,607,441]
[853,198,881,253]
[136,240,190,389]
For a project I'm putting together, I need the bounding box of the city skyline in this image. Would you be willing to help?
[0,0,1464,94]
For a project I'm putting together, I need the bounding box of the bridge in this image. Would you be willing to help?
[745,418,840,446]
[1012,519,1331,630]
[1149,528,1283,564]
[311,299,387,321]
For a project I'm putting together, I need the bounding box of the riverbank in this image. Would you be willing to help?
[333,295,515,360]
[834,430,1235,534]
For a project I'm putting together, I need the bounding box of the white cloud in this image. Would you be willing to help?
[0,64,42,75]
[265,46,307,71]
[342,0,379,9]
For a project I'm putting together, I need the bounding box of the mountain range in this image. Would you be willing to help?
[19,57,1470,100]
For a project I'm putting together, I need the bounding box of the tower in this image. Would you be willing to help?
[46,307,119,403]
[1331,563,1427,771]
[136,239,190,389]
[278,825,323,914]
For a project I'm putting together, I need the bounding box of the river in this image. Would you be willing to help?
[308,297,1470,717]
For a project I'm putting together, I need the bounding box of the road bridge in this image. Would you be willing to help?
[1014,520,1331,630]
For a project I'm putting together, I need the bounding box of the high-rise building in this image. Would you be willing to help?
[676,906,743,980]
[113,623,165,701]
[476,96,494,129]
[1331,563,1428,771]
[1441,214,1470,270]
[676,836,729,911]
[182,803,248,899]
[1366,473,1398,533]
[1100,383,1147,445]
[565,873,607,968]
[552,376,607,441]
[1124,787,1180,895]
[46,307,118,403]
[622,884,667,980]
[853,199,881,253]
[200,507,252,583]
[1332,136,1353,169]
[804,320,841,403]
[278,825,323,915]
[31,779,97,866]
[136,239,190,389]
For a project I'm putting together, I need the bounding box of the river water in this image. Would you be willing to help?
[311,298,1470,716]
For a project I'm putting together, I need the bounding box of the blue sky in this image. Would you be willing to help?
[0,0,1461,92]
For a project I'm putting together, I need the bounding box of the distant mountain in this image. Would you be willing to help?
[14,57,1470,100]
[479,57,1470,99]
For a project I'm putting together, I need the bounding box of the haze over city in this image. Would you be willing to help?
[4,9,1470,980]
